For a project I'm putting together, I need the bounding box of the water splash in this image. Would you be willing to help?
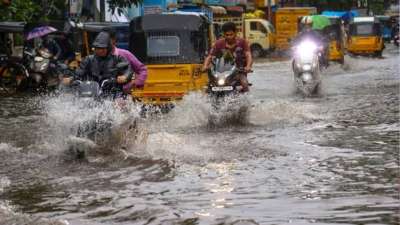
[0,202,70,225]
[40,94,142,157]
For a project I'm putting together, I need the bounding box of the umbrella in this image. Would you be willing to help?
[26,26,57,40]
[311,15,331,30]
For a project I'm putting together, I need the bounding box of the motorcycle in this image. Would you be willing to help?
[292,39,322,97]
[24,47,64,90]
[64,62,136,159]
[207,57,251,100]
[206,58,251,126]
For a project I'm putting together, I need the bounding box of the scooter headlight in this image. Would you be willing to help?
[217,78,225,86]
[302,64,312,71]
[296,40,318,59]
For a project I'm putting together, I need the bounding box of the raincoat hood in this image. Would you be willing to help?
[92,31,111,49]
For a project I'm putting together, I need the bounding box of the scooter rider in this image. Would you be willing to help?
[293,16,329,68]
[202,22,253,92]
[62,32,133,94]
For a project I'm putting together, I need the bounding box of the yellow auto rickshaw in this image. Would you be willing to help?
[129,13,212,105]
[325,17,345,64]
[347,17,384,57]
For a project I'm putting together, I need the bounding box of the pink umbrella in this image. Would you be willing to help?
[26,26,57,40]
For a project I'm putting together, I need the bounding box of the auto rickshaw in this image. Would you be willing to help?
[325,17,345,64]
[0,21,28,94]
[347,17,384,57]
[129,13,212,105]
[376,15,392,41]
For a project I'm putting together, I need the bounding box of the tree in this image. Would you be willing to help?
[0,0,67,22]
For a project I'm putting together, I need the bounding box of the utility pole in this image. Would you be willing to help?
[100,0,106,22]
[268,0,272,22]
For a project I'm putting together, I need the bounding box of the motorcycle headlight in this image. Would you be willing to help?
[217,78,225,86]
[40,62,49,71]
[302,64,312,71]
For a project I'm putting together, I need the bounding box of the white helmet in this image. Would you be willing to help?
[301,16,313,25]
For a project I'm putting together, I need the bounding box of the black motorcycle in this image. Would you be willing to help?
[207,58,251,100]
[64,62,135,159]
[206,58,252,126]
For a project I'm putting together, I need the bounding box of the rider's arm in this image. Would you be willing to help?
[74,56,91,80]
[51,39,62,60]
[243,40,253,71]
[202,54,213,71]
[126,53,147,87]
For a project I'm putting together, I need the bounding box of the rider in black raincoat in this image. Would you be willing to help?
[64,32,133,92]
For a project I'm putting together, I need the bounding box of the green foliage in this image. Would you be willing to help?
[107,0,143,15]
[0,0,66,22]
[0,0,40,22]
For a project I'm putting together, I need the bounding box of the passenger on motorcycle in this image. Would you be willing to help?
[62,31,133,97]
[293,16,329,68]
[40,34,62,60]
[202,22,253,92]
[104,28,147,93]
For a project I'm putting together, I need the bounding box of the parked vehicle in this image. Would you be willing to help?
[292,39,322,97]
[347,17,384,57]
[213,15,276,58]
[275,7,317,51]
[0,22,29,94]
[376,15,392,42]
[24,47,70,89]
[129,13,211,106]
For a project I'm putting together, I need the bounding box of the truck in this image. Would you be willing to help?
[274,7,317,50]
[213,15,276,57]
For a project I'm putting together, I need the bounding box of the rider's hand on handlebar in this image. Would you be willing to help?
[244,66,253,73]
[62,77,72,86]
[117,75,128,84]
[201,65,210,73]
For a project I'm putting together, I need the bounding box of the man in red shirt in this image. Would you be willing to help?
[202,22,253,92]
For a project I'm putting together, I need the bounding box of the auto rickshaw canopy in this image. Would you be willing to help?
[129,13,211,64]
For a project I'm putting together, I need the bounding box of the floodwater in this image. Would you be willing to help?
[0,45,399,225]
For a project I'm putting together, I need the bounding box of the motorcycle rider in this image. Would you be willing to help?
[202,22,253,92]
[62,31,133,96]
[40,34,62,60]
[293,16,329,68]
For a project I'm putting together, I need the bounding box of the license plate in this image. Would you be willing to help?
[211,86,233,91]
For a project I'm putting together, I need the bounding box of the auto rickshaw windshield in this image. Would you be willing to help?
[350,22,381,36]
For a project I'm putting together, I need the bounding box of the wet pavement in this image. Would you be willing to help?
[0,45,399,225]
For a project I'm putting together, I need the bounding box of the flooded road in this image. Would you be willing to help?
[0,45,399,225]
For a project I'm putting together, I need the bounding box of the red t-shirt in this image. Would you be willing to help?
[209,38,250,68]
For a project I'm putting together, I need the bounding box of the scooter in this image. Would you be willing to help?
[292,39,322,97]
[25,47,64,90]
